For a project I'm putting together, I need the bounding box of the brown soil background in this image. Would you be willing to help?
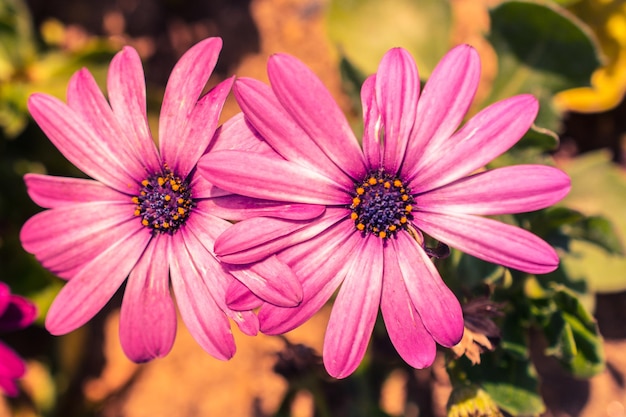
[3,0,626,416]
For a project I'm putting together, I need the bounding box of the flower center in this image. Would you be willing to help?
[132,166,194,234]
[350,170,415,239]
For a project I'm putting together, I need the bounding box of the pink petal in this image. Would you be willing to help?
[0,283,9,316]
[225,279,264,311]
[20,203,139,279]
[259,220,362,334]
[198,195,325,221]
[108,46,161,173]
[0,294,37,332]
[214,208,349,264]
[66,68,147,181]
[323,235,383,378]
[159,37,222,175]
[376,48,420,174]
[417,165,571,215]
[267,54,368,180]
[45,227,151,335]
[402,44,481,180]
[380,243,436,368]
[27,94,140,192]
[119,235,176,362]
[393,233,463,347]
[24,174,129,209]
[198,150,350,205]
[0,342,25,379]
[233,78,355,189]
[414,211,559,273]
[175,77,234,178]
[361,75,382,169]
[409,94,539,192]
[206,113,275,155]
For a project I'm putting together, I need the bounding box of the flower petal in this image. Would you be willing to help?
[108,46,161,173]
[159,37,222,174]
[267,54,367,180]
[20,203,138,279]
[206,112,275,155]
[402,44,481,180]
[361,75,382,169]
[323,235,383,378]
[176,77,234,178]
[0,294,37,332]
[414,211,559,273]
[198,195,325,221]
[234,78,354,189]
[27,94,140,192]
[119,235,176,362]
[380,243,436,368]
[259,220,362,334]
[376,48,419,174]
[225,279,264,311]
[409,95,539,192]
[66,68,147,181]
[393,233,463,347]
[199,150,350,205]
[45,226,151,335]
[0,342,25,396]
[214,207,349,264]
[24,174,128,209]
[417,165,571,215]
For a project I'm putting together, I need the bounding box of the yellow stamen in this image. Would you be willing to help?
[131,196,139,204]
[379,231,387,239]
[171,182,180,191]
[157,177,165,186]
[141,219,149,226]
[401,194,409,201]
[357,223,365,231]
[141,180,149,187]
[164,195,171,201]
[177,197,184,204]
[134,209,141,216]
[405,205,413,212]
[400,217,407,224]
[393,179,402,187]
[384,181,391,188]
[388,225,397,231]
[368,177,377,185]
[178,207,186,215]
[162,222,170,229]
[356,187,365,195]
[352,197,361,206]
[350,212,358,221]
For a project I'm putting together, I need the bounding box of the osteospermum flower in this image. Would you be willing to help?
[198,45,571,378]
[20,38,307,362]
[0,283,36,396]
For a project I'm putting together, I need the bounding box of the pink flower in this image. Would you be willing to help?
[198,45,571,378]
[0,283,36,396]
[20,38,308,362]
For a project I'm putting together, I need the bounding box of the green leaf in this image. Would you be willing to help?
[560,150,626,293]
[511,124,560,152]
[486,0,602,131]
[327,0,452,77]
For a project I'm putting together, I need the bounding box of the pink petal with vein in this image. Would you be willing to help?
[120,235,176,362]
[199,195,325,221]
[393,233,463,347]
[323,235,383,378]
[361,75,382,169]
[268,54,367,180]
[225,279,264,311]
[381,243,436,368]
[417,165,571,215]
[414,211,559,273]
[45,227,151,335]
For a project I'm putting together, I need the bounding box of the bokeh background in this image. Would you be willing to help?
[1,0,626,416]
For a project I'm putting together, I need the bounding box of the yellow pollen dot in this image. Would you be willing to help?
[171,183,180,191]
[373,227,379,232]
[350,212,358,220]
[177,207,186,215]
[400,217,407,224]
[357,223,365,231]
[141,191,146,196]
[405,205,413,212]
[389,225,397,231]
[131,196,139,204]
[352,197,361,206]
[173,215,179,220]
[379,231,387,238]
[163,222,170,229]
[400,188,405,193]
[378,178,383,183]
[141,219,149,226]
[401,194,409,201]
[141,180,149,187]
[177,197,184,204]
[164,195,171,201]
[134,209,141,216]
[384,181,391,188]
[356,187,365,195]
[157,177,165,186]
[394,179,402,187]
[368,177,377,185]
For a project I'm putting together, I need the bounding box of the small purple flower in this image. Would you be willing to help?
[0,283,36,396]
[20,38,308,362]
[199,45,571,378]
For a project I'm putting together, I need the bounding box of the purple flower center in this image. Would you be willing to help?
[350,170,415,239]
[133,166,194,235]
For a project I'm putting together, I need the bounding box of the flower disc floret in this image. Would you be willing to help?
[350,170,415,239]
[133,166,194,234]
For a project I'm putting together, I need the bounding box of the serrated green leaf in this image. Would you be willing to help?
[487,0,601,131]
[327,0,452,77]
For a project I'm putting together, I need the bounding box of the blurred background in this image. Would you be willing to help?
[1,0,626,416]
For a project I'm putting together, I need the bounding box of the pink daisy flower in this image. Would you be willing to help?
[0,283,36,396]
[198,45,571,378]
[20,38,309,362]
